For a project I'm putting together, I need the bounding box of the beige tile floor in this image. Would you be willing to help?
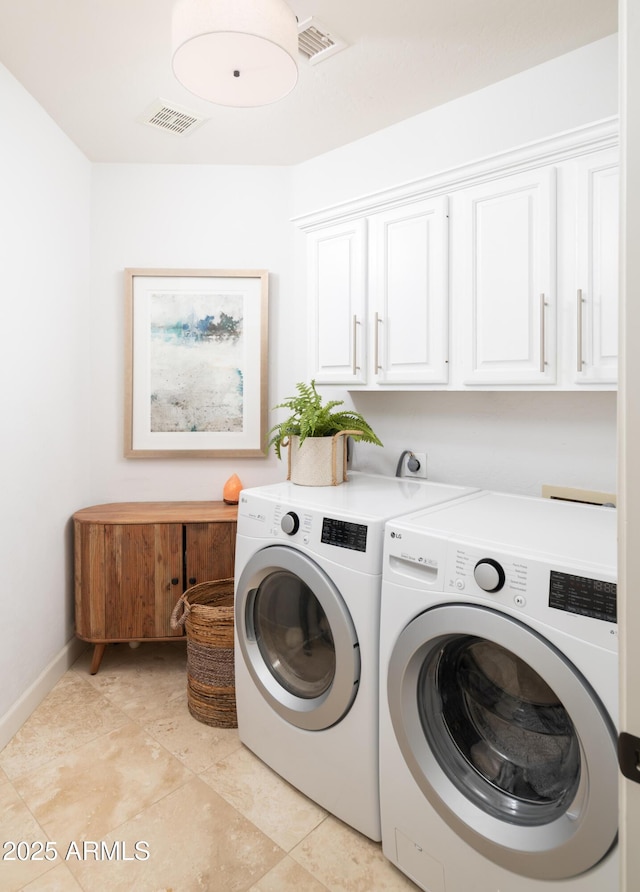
[0,642,417,892]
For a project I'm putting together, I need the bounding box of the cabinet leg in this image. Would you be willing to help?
[90,644,107,675]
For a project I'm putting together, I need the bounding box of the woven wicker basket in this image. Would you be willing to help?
[170,578,237,728]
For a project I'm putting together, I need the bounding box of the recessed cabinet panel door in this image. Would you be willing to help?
[308,220,367,384]
[575,153,619,384]
[459,168,556,385]
[185,521,237,587]
[370,198,448,384]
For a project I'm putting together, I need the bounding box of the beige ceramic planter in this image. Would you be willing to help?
[286,431,362,486]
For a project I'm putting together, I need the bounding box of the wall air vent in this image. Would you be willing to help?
[541,484,617,507]
[139,100,206,136]
[297,17,348,65]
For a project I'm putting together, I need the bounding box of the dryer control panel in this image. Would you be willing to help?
[321,517,368,552]
[237,493,383,576]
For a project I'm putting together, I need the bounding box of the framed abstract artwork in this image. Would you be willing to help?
[124,268,268,458]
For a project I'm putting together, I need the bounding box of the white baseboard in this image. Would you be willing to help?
[0,637,87,752]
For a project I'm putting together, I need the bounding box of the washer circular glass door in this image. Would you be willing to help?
[387,603,617,880]
[235,545,360,731]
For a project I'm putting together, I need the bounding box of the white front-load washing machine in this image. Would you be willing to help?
[234,472,478,841]
[380,490,618,890]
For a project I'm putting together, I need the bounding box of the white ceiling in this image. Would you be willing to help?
[0,0,617,166]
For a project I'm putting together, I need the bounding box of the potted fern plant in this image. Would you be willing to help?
[267,380,382,485]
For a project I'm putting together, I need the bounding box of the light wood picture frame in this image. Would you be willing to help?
[124,268,268,458]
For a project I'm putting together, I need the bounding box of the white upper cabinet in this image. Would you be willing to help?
[454,168,556,386]
[308,219,367,385]
[573,150,619,384]
[297,119,618,391]
[368,197,449,384]
[308,197,449,387]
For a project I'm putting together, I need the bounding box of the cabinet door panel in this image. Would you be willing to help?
[74,519,106,640]
[154,524,185,636]
[477,196,532,362]
[458,168,556,385]
[104,523,183,639]
[575,153,619,383]
[370,197,448,384]
[309,220,367,384]
[104,524,154,639]
[185,521,237,586]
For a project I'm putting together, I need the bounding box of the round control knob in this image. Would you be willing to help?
[473,558,506,593]
[280,511,300,535]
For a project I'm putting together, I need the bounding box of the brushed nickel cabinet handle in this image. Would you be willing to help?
[352,315,359,376]
[374,312,382,374]
[540,294,546,373]
[577,288,584,372]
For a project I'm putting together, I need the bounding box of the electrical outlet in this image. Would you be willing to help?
[404,452,427,478]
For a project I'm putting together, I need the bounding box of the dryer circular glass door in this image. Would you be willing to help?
[387,603,617,880]
[235,545,361,731]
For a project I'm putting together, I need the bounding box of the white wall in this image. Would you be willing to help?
[289,35,619,497]
[291,35,618,216]
[347,391,617,496]
[88,163,298,501]
[0,64,91,724]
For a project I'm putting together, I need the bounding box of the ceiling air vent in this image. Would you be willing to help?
[297,17,347,65]
[139,100,206,136]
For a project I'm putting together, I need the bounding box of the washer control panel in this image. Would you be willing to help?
[549,570,617,624]
[449,546,528,600]
[441,541,617,647]
[280,511,300,535]
[473,558,506,593]
[384,507,617,650]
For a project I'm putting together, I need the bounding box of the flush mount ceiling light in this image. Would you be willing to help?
[171,0,299,108]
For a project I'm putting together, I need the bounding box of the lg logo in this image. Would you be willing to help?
[390,531,403,539]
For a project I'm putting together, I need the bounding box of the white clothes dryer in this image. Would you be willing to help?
[234,472,478,841]
[380,490,618,890]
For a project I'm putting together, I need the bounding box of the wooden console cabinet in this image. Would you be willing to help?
[73,501,237,674]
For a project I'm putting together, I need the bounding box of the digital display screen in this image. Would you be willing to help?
[321,517,368,553]
[549,571,617,623]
